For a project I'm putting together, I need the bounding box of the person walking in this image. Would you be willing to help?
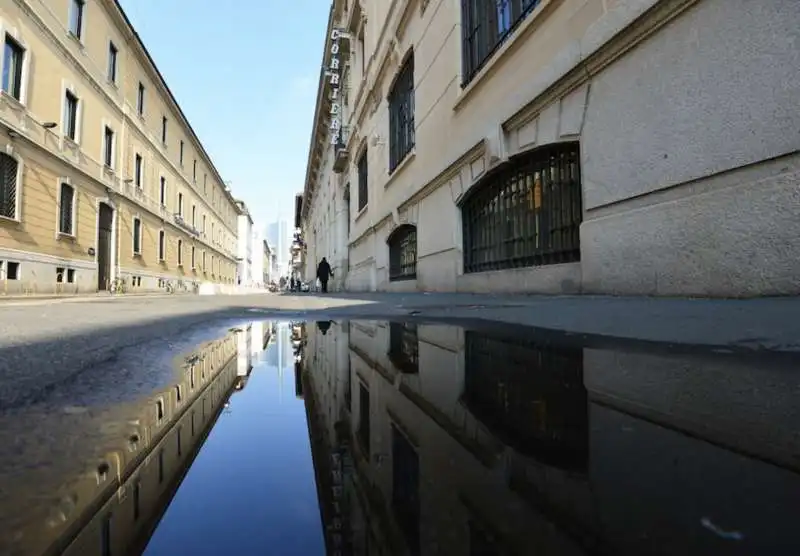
[316,257,333,293]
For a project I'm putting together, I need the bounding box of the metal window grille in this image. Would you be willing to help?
[461,0,542,86]
[357,150,368,211]
[461,142,581,274]
[463,330,588,471]
[388,54,415,172]
[0,153,18,219]
[388,225,417,281]
[388,322,419,373]
[59,183,74,234]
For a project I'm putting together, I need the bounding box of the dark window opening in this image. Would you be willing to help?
[64,91,79,141]
[392,424,420,555]
[461,142,581,274]
[388,224,417,281]
[133,218,142,254]
[137,82,145,115]
[134,154,143,187]
[107,42,117,82]
[103,126,114,167]
[2,35,25,101]
[0,152,19,219]
[357,150,368,211]
[70,0,85,40]
[358,383,370,456]
[461,0,543,86]
[388,322,419,373]
[388,53,415,172]
[58,183,74,235]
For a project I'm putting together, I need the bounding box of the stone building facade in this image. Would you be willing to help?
[301,0,800,297]
[0,0,239,295]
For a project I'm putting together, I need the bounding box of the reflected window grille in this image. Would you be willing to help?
[388,225,417,281]
[461,0,543,86]
[462,330,588,471]
[388,53,415,172]
[461,142,581,274]
[388,322,419,373]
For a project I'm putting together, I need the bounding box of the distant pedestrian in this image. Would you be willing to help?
[316,258,333,293]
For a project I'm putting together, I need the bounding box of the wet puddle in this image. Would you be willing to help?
[0,320,798,555]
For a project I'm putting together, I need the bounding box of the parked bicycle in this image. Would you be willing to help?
[110,277,126,294]
[164,281,175,294]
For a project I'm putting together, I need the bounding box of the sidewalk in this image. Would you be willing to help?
[278,292,800,352]
[0,291,191,304]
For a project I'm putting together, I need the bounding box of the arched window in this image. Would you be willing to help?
[388,224,417,281]
[460,142,582,274]
[0,152,20,220]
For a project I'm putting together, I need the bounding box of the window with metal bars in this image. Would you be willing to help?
[388,54,415,172]
[0,153,19,219]
[388,225,417,281]
[461,142,582,274]
[388,322,419,373]
[461,0,542,86]
[463,329,588,471]
[58,183,75,235]
[357,149,368,211]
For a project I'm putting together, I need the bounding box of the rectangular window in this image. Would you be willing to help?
[0,260,20,280]
[2,35,25,101]
[58,182,75,235]
[134,154,143,187]
[159,177,166,205]
[103,126,114,168]
[202,214,206,233]
[359,383,370,455]
[101,514,111,556]
[69,0,85,40]
[203,173,207,194]
[64,90,79,141]
[132,218,142,254]
[177,239,183,265]
[158,230,165,260]
[133,482,141,521]
[357,149,368,211]
[191,205,196,227]
[177,192,184,217]
[388,54,415,172]
[161,116,168,144]
[192,159,197,182]
[107,42,117,83]
[179,140,184,166]
[0,152,19,219]
[137,82,145,115]
[461,0,542,85]
[191,245,196,269]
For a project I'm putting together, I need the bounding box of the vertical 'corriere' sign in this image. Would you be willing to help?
[328,29,343,145]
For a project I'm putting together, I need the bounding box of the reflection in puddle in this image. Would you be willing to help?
[1,319,799,555]
[302,320,800,556]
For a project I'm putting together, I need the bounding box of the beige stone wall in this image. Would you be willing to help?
[0,0,239,293]
[303,0,800,297]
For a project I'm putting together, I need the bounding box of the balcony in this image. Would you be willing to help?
[173,214,200,237]
[332,129,349,174]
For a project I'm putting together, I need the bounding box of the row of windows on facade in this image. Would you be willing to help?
[0,149,232,251]
[378,143,582,280]
[347,0,545,213]
[2,12,235,226]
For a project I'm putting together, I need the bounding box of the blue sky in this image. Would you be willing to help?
[119,0,329,229]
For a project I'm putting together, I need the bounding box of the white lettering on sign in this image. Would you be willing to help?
[328,29,343,145]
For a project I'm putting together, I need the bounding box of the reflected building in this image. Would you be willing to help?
[267,322,293,371]
[5,328,246,556]
[301,320,800,555]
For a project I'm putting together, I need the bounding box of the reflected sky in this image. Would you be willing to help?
[144,323,324,555]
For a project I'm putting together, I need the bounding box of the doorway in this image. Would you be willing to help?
[97,202,114,290]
